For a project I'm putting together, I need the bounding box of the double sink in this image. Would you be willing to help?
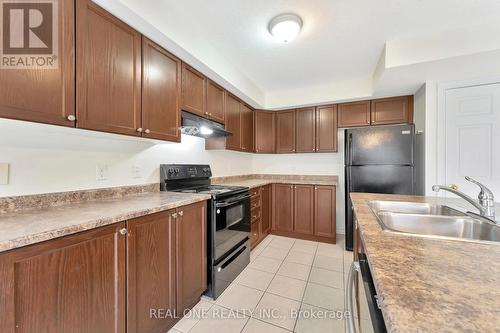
[369,200,500,244]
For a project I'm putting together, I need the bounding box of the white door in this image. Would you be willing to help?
[444,82,500,199]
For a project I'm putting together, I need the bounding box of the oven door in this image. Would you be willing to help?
[214,192,251,263]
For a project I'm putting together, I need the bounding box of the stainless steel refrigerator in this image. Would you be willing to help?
[344,124,423,251]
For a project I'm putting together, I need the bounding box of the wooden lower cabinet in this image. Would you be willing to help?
[0,223,126,333]
[261,185,272,235]
[274,184,294,232]
[271,184,337,243]
[249,185,273,249]
[175,201,207,314]
[0,201,207,333]
[127,210,176,333]
[293,185,314,234]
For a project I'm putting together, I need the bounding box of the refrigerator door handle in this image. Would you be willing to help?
[348,133,353,165]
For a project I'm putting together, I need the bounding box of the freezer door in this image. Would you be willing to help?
[346,124,414,165]
[347,165,415,195]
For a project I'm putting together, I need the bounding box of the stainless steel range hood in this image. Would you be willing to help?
[181,111,232,138]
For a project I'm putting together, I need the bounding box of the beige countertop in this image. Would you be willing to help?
[0,191,210,253]
[213,176,338,189]
[351,193,500,333]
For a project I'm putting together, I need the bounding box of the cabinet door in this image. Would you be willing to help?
[127,211,176,333]
[181,64,206,117]
[0,0,74,127]
[314,185,336,240]
[254,111,276,153]
[293,185,314,234]
[206,80,225,123]
[261,184,272,236]
[296,107,316,153]
[274,184,293,232]
[251,219,261,248]
[241,104,254,152]
[276,110,296,153]
[142,37,181,142]
[76,0,142,136]
[371,96,413,125]
[0,223,126,333]
[316,105,338,152]
[225,94,242,150]
[176,202,207,313]
[338,101,371,127]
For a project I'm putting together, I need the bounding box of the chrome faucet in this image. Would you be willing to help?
[432,176,496,222]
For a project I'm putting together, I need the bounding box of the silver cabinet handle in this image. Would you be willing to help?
[118,228,127,236]
[178,211,184,217]
[346,261,360,333]
[171,213,178,219]
[144,129,150,134]
[67,115,76,121]
[136,128,143,133]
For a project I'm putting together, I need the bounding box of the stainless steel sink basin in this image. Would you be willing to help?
[369,200,466,216]
[368,201,500,244]
[376,212,500,243]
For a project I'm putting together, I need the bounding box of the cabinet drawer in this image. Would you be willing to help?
[250,219,260,247]
[251,196,261,210]
[250,187,261,197]
[251,207,261,222]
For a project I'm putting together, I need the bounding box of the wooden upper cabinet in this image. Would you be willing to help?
[127,211,176,333]
[206,80,225,124]
[240,104,254,152]
[276,110,296,153]
[0,0,75,127]
[181,63,206,117]
[293,185,314,235]
[274,184,293,232]
[314,185,336,241]
[76,0,142,136]
[254,111,276,153]
[296,107,316,153]
[315,105,338,152]
[142,37,181,142]
[176,201,207,314]
[0,223,126,333]
[371,96,413,125]
[338,101,371,128]
[224,94,242,150]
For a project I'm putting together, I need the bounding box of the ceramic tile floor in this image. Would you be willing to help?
[168,234,354,333]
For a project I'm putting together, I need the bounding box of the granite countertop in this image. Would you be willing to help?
[351,193,500,333]
[213,176,338,189]
[0,191,210,253]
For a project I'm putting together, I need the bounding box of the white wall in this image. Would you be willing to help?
[0,119,253,197]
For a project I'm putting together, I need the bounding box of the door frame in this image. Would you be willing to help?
[436,76,500,196]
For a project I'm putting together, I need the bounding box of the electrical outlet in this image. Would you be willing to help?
[96,164,108,181]
[0,163,9,185]
[132,165,141,179]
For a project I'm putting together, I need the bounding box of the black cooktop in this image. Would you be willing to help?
[174,185,247,196]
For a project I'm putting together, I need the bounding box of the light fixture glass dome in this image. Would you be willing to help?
[269,14,303,43]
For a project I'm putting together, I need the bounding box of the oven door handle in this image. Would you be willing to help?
[346,261,360,333]
[215,194,251,208]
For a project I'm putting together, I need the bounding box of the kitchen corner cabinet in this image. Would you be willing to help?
[0,201,207,333]
[0,0,75,127]
[315,105,338,152]
[250,185,273,249]
[272,184,336,243]
[142,37,181,142]
[206,80,225,124]
[295,107,316,153]
[371,95,413,125]
[276,110,296,153]
[181,64,206,117]
[76,0,142,136]
[241,103,254,152]
[254,111,276,153]
[0,223,126,333]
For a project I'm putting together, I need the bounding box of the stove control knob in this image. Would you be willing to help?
[174,168,180,174]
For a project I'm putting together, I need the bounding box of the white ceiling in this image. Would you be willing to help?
[114,0,500,108]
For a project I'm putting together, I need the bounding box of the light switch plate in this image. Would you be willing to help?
[96,164,108,181]
[0,163,10,185]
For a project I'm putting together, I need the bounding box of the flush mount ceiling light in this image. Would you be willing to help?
[268,14,303,43]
